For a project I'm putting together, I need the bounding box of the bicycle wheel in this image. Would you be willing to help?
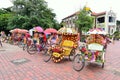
[23,44,28,51]
[27,44,37,54]
[41,48,48,55]
[18,42,24,48]
[40,43,47,55]
[73,54,85,71]
[43,50,52,62]
[69,49,76,61]
[42,42,51,55]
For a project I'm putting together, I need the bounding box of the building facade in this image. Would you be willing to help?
[92,10,116,35]
[62,10,117,35]
[62,11,79,30]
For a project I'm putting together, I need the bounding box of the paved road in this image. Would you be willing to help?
[0,41,120,80]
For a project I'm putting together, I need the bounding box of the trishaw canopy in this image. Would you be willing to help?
[87,28,106,35]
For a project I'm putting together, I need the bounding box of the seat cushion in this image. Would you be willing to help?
[62,47,72,56]
[62,40,74,47]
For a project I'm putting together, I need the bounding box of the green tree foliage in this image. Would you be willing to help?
[0,8,13,31]
[75,7,94,41]
[116,20,120,31]
[10,0,60,30]
[0,0,60,31]
[7,15,30,29]
[117,20,120,25]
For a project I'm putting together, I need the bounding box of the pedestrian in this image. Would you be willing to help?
[112,35,115,44]
[0,34,2,47]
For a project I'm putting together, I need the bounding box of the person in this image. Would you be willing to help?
[33,32,39,45]
[46,34,51,39]
[37,32,47,52]
[48,33,58,45]
[24,32,31,42]
[0,34,2,47]
[1,31,6,42]
[56,34,62,44]
[13,32,18,45]
[111,35,114,44]
[39,32,47,45]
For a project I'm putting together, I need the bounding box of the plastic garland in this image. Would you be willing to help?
[52,55,64,63]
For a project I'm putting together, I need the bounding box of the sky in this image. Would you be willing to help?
[0,0,120,22]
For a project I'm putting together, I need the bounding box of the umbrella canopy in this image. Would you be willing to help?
[44,28,57,34]
[20,29,28,33]
[87,28,106,35]
[58,27,77,34]
[9,30,14,33]
[34,26,44,32]
[12,28,21,33]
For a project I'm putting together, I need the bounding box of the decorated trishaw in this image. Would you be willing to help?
[9,28,28,46]
[44,27,79,63]
[73,28,107,71]
[26,26,47,54]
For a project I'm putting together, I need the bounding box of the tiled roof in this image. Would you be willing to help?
[62,11,106,20]
[91,11,106,16]
[62,11,80,20]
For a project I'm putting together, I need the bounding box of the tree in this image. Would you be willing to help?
[0,0,60,32]
[117,20,120,31]
[11,0,60,29]
[75,7,94,41]
[113,31,120,40]
[0,8,13,31]
[7,15,31,30]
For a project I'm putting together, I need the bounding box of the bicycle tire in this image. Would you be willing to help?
[23,44,28,51]
[27,44,37,54]
[18,42,23,48]
[69,49,76,61]
[72,54,85,71]
[43,50,52,62]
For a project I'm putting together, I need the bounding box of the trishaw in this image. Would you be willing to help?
[26,31,47,55]
[73,28,107,71]
[44,27,79,63]
[9,28,28,47]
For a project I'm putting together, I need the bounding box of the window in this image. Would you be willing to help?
[109,16,115,22]
[111,29,113,34]
[97,17,105,23]
[102,28,105,30]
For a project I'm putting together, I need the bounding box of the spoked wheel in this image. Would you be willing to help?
[73,54,85,71]
[18,42,24,48]
[23,44,29,51]
[69,49,76,61]
[27,44,37,54]
[43,50,52,62]
[41,43,49,55]
[41,48,48,55]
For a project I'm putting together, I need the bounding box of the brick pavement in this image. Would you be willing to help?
[0,41,120,80]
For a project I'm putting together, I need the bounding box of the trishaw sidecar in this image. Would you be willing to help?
[73,28,107,71]
[44,28,78,63]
